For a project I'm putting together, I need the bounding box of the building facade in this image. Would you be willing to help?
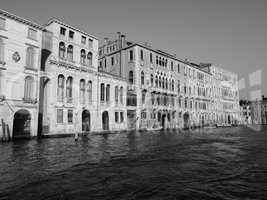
[99,34,240,130]
[0,9,44,139]
[250,96,267,125]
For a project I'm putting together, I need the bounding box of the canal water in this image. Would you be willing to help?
[0,126,267,199]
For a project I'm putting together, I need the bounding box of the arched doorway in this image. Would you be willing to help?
[228,115,231,125]
[13,109,31,139]
[82,110,90,132]
[161,114,166,129]
[183,112,190,129]
[102,111,109,131]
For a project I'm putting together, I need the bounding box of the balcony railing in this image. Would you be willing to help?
[23,97,37,104]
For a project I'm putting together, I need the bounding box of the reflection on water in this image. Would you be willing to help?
[0,127,267,199]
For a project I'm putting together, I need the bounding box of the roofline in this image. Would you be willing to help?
[0,9,45,30]
[45,18,98,40]
[100,42,212,75]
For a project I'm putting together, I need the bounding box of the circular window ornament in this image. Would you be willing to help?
[12,52,21,62]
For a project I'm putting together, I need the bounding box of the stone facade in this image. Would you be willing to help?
[99,35,240,130]
[250,96,267,125]
[0,9,44,139]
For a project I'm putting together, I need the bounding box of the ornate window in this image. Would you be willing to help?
[80,49,86,65]
[67,45,73,61]
[59,42,65,58]
[129,71,134,84]
[24,76,34,100]
[120,86,123,104]
[57,75,65,102]
[66,77,73,103]
[87,52,93,66]
[80,79,85,104]
[87,80,92,104]
[141,71,144,85]
[26,47,35,68]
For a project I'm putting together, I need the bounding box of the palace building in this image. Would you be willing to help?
[0,9,240,139]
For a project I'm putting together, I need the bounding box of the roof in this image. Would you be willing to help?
[45,18,98,40]
[0,9,45,30]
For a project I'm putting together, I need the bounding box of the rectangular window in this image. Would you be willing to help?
[129,50,133,61]
[88,39,93,48]
[111,57,114,66]
[0,17,6,29]
[115,112,119,123]
[57,109,63,123]
[60,27,66,36]
[178,64,180,73]
[81,36,86,44]
[120,112,124,122]
[69,31,74,39]
[67,109,73,124]
[28,28,37,40]
[140,50,144,60]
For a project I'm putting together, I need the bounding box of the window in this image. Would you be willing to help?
[24,76,34,100]
[80,49,86,65]
[115,112,119,123]
[129,50,133,61]
[111,57,114,66]
[87,52,92,66]
[67,45,73,61]
[156,56,158,65]
[142,91,146,104]
[120,112,124,122]
[159,77,161,88]
[120,86,123,104]
[57,75,64,102]
[67,109,73,124]
[171,62,173,71]
[26,47,35,68]
[28,28,37,40]
[140,49,144,60]
[57,109,64,123]
[0,17,6,29]
[87,81,92,104]
[178,64,180,73]
[150,74,153,86]
[172,80,174,91]
[69,30,74,39]
[150,53,153,63]
[81,36,86,44]
[80,79,85,104]
[88,39,93,48]
[59,42,65,59]
[60,27,66,36]
[129,71,134,84]
[100,83,105,102]
[106,84,110,102]
[115,86,118,103]
[0,39,5,62]
[141,71,144,85]
[155,76,158,87]
[66,77,73,103]
[141,111,147,119]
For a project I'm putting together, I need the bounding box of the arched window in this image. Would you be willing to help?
[67,45,73,61]
[172,80,174,91]
[80,79,85,104]
[100,83,105,102]
[141,71,144,85]
[162,77,165,89]
[57,75,65,102]
[24,76,34,100]
[66,77,73,103]
[120,86,123,104]
[155,75,158,87]
[59,42,65,59]
[87,52,92,66]
[115,86,118,103]
[0,38,4,62]
[106,84,110,102]
[159,76,161,88]
[150,74,153,86]
[87,80,92,104]
[165,78,168,90]
[129,71,134,84]
[80,49,86,65]
[26,47,35,68]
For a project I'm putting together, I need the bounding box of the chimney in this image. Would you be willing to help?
[121,34,126,48]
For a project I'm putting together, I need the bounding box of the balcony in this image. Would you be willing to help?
[23,97,37,104]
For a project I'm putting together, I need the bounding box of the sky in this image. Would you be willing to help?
[2,0,267,99]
